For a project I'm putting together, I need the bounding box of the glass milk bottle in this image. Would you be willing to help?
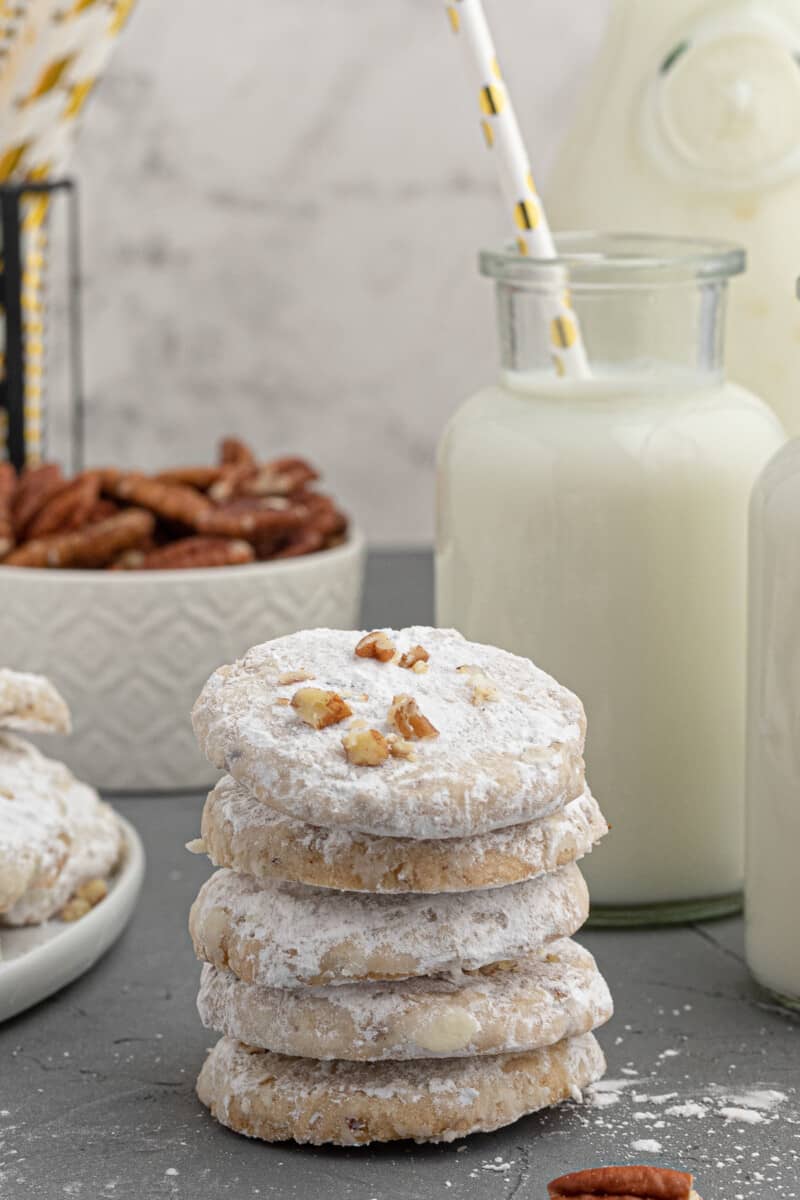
[436,233,785,924]
[546,0,800,435]
[746,429,800,1007]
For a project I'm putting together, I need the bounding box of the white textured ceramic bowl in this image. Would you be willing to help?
[0,530,365,792]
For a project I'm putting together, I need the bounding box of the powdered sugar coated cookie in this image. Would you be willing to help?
[0,668,70,735]
[189,862,589,988]
[191,626,585,839]
[196,937,613,1060]
[196,1032,606,1145]
[192,775,607,893]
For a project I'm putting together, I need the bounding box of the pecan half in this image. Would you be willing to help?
[11,462,63,537]
[196,496,305,541]
[109,473,212,528]
[137,536,254,570]
[25,471,101,539]
[242,456,319,497]
[220,436,257,469]
[5,509,155,568]
[156,465,224,490]
[548,1166,695,1200]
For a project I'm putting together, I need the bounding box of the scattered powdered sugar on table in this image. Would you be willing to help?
[482,1158,513,1172]
[720,1106,767,1125]
[569,1045,799,1198]
[631,1138,663,1153]
[665,1101,708,1118]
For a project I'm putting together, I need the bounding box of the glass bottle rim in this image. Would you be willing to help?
[480,231,745,290]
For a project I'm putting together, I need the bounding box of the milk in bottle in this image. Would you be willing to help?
[746,435,800,1007]
[436,234,785,923]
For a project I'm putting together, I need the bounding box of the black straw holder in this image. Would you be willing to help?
[0,178,84,471]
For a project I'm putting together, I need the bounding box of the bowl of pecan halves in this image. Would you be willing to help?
[0,438,365,792]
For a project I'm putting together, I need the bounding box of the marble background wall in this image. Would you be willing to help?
[52,0,610,543]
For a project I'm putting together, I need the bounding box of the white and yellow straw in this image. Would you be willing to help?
[444,0,590,378]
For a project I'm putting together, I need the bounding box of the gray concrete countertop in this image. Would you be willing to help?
[1,551,798,1200]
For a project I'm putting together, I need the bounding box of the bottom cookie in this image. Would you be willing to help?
[196,1032,605,1146]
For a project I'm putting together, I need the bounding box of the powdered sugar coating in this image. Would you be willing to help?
[196,937,613,1061]
[189,862,589,988]
[0,734,122,924]
[0,735,71,912]
[196,775,607,893]
[0,669,70,734]
[196,1032,606,1145]
[191,627,586,838]
[3,782,121,926]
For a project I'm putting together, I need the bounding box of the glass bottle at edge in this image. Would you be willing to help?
[436,234,785,924]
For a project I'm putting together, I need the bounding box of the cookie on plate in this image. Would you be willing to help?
[0,668,70,735]
[196,1031,605,1145]
[0,734,122,925]
[189,862,589,988]
[191,626,586,839]
[191,775,607,893]
[196,937,613,1061]
[0,736,71,914]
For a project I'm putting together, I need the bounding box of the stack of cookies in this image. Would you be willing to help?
[188,626,612,1146]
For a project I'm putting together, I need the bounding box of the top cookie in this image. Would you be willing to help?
[192,626,586,839]
[0,668,70,735]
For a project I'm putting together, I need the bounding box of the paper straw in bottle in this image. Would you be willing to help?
[443,0,590,379]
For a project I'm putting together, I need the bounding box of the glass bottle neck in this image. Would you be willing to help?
[495,279,729,384]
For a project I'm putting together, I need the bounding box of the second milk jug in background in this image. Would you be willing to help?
[546,0,800,434]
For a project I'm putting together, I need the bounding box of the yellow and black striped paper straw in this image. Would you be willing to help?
[444,0,590,379]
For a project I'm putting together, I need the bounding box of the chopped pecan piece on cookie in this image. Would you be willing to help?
[458,663,500,704]
[278,669,315,685]
[548,1165,698,1200]
[386,733,416,760]
[388,694,439,740]
[291,687,352,730]
[398,645,429,670]
[355,630,397,662]
[342,725,390,766]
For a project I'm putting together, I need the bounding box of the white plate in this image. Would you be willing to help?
[0,816,145,1023]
